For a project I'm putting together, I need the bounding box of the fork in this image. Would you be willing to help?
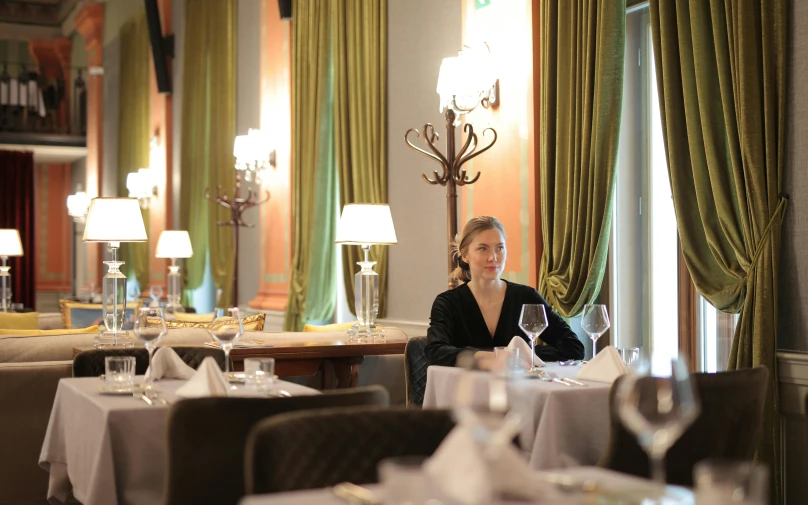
[540,371,571,386]
[547,371,578,387]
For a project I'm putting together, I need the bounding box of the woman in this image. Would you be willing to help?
[425,216,584,367]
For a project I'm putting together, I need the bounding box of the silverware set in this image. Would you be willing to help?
[134,391,170,406]
[536,370,588,387]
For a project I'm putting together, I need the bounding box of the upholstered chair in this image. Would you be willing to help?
[72,347,229,377]
[404,336,429,407]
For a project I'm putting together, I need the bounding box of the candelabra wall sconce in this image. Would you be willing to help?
[405,44,498,288]
[205,129,272,306]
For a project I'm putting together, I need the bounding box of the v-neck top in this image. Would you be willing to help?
[425,280,584,366]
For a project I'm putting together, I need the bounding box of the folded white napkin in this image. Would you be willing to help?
[576,345,628,383]
[145,347,195,380]
[175,357,229,398]
[424,418,547,505]
[507,336,545,369]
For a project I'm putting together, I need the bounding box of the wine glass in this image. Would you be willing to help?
[518,304,549,371]
[581,304,610,355]
[616,357,700,489]
[133,307,167,390]
[207,307,243,376]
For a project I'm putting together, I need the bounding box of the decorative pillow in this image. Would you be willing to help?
[175,312,215,323]
[146,312,265,331]
[59,300,142,330]
[303,321,358,332]
[0,325,100,336]
[0,311,39,330]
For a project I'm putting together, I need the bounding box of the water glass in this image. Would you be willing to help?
[207,307,244,374]
[378,456,429,505]
[695,460,767,504]
[493,346,520,371]
[617,346,640,367]
[105,356,135,389]
[519,304,549,371]
[245,358,275,394]
[133,307,167,388]
[581,304,610,356]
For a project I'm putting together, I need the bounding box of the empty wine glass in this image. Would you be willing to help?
[519,304,549,372]
[133,307,167,390]
[207,307,243,376]
[581,304,610,355]
[616,357,700,490]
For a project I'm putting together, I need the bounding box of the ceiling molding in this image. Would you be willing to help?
[0,20,62,40]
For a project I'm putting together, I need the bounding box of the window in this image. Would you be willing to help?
[610,3,736,371]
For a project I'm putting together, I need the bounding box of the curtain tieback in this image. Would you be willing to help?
[745,194,789,275]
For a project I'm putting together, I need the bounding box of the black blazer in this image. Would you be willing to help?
[425,280,584,366]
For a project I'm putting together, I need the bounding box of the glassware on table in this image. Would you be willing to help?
[616,356,700,489]
[245,357,275,394]
[133,307,167,389]
[378,456,429,505]
[581,304,610,356]
[518,304,549,372]
[105,356,136,389]
[617,346,640,367]
[493,346,520,372]
[207,307,244,376]
[694,460,767,505]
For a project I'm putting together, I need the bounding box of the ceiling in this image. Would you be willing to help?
[0,0,80,27]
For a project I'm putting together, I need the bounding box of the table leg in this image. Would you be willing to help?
[331,357,364,389]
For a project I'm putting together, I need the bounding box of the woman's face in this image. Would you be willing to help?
[462,227,507,282]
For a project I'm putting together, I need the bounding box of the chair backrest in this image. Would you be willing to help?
[404,336,428,407]
[163,386,390,505]
[245,407,455,494]
[72,346,228,377]
[599,366,769,486]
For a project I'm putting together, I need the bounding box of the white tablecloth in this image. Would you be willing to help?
[39,377,319,505]
[423,365,612,469]
[238,467,693,505]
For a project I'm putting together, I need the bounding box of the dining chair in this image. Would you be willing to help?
[404,336,428,407]
[599,366,769,486]
[244,406,455,494]
[163,385,390,505]
[72,346,229,377]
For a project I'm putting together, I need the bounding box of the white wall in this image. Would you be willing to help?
[236,0,262,308]
[383,0,462,334]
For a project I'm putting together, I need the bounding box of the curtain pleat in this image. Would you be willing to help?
[538,0,625,317]
[117,10,150,292]
[180,0,237,307]
[284,0,335,331]
[332,0,389,318]
[0,150,35,309]
[649,1,787,502]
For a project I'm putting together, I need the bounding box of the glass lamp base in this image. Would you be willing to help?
[94,330,135,349]
[347,322,385,341]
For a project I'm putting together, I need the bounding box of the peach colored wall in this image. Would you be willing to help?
[459,0,536,287]
[248,0,291,311]
[35,163,72,292]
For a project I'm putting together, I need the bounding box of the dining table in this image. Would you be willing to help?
[423,363,614,470]
[39,376,319,505]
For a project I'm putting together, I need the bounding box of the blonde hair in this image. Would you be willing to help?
[449,216,507,286]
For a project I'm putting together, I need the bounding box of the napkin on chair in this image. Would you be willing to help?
[507,336,545,369]
[575,345,628,383]
[145,347,195,380]
[175,356,229,398]
[424,417,547,505]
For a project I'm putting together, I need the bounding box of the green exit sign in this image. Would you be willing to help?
[476,0,493,10]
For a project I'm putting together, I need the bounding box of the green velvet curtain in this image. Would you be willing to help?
[284,0,337,331]
[649,1,787,501]
[537,0,625,317]
[117,10,150,291]
[332,0,388,318]
[179,0,237,307]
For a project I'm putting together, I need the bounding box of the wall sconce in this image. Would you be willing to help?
[436,43,499,121]
[66,186,91,223]
[234,128,275,184]
[126,168,157,209]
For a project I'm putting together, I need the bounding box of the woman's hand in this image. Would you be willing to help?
[473,350,496,370]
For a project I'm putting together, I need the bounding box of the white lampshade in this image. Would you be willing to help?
[436,53,495,98]
[155,230,193,258]
[335,204,397,245]
[0,229,24,256]
[82,197,148,243]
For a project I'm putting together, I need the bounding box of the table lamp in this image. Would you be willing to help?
[0,229,24,312]
[335,204,397,340]
[155,230,193,314]
[82,198,148,347]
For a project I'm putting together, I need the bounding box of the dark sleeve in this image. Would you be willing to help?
[425,294,478,367]
[528,291,585,361]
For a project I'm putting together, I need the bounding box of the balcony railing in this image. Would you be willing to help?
[0,63,87,145]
